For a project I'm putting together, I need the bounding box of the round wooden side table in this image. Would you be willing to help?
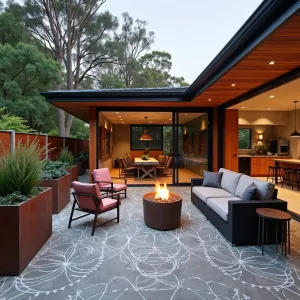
[256,208,291,256]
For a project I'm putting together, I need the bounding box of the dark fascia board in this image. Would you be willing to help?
[185,0,300,100]
[41,87,188,102]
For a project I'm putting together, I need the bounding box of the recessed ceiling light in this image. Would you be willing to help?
[169,118,171,121]
[122,122,124,124]
[270,95,275,98]
[231,83,236,87]
[269,61,275,65]
[165,122,168,123]
[118,115,121,118]
[268,108,271,110]
[116,112,119,114]
[185,114,187,115]
[242,106,246,109]
[208,98,212,101]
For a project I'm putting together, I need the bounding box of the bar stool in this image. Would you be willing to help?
[281,168,300,190]
[267,165,282,183]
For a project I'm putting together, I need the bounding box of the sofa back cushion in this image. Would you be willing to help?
[235,174,275,200]
[219,168,242,195]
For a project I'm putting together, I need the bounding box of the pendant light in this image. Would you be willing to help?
[139,117,153,141]
[290,101,300,137]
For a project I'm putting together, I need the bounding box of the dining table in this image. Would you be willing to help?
[134,157,159,178]
[273,158,300,184]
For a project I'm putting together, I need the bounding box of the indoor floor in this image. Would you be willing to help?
[110,167,202,184]
[256,177,300,217]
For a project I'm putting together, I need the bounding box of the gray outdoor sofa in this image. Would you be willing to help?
[191,168,287,245]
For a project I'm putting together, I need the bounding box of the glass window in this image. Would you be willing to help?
[238,128,251,149]
[131,126,162,150]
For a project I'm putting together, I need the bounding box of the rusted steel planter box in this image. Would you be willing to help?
[40,173,71,214]
[66,165,79,184]
[82,159,89,171]
[75,160,86,176]
[0,188,52,276]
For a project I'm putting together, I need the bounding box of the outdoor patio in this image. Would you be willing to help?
[1,175,300,300]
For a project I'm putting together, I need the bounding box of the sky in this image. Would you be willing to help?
[102,0,263,84]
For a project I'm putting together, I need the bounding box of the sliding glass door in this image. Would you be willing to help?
[173,113,209,184]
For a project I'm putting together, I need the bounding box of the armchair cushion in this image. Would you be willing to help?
[92,168,112,187]
[192,186,236,203]
[72,181,101,211]
[100,198,118,212]
[100,183,127,192]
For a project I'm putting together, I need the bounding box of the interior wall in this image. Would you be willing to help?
[273,109,300,159]
[239,111,289,125]
[112,124,131,163]
[98,112,113,169]
[238,125,275,153]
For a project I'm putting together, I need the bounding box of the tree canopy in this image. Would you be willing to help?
[0,2,189,137]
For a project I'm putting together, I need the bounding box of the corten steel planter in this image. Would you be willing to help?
[75,160,86,176]
[0,188,52,276]
[66,165,79,185]
[143,192,182,230]
[82,159,89,171]
[40,173,71,214]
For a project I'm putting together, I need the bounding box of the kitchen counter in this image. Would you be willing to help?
[239,155,291,158]
[273,158,300,164]
[238,155,292,177]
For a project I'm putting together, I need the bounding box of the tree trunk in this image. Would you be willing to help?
[58,108,66,137]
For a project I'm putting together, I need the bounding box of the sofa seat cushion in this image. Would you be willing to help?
[207,197,241,221]
[219,168,242,195]
[235,174,275,200]
[192,187,234,204]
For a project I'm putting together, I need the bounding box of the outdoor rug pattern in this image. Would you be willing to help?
[1,187,300,300]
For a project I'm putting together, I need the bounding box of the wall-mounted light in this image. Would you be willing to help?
[258,134,263,141]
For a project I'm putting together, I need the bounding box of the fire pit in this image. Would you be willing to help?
[143,183,182,230]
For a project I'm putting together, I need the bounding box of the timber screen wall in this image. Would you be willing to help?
[0,131,89,159]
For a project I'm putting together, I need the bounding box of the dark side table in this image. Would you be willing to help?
[256,208,291,256]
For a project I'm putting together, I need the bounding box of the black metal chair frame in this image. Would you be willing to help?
[92,173,128,198]
[68,191,121,236]
[267,166,282,183]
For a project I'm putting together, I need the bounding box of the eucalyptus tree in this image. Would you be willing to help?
[23,0,118,136]
[0,43,60,132]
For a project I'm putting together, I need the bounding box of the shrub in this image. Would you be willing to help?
[41,160,68,180]
[0,139,45,200]
[58,147,74,167]
[74,151,88,161]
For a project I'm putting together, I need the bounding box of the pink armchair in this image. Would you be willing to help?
[92,168,127,198]
[69,181,120,236]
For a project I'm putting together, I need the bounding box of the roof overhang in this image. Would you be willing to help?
[42,0,300,122]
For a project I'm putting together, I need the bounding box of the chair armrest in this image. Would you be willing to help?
[111,177,127,185]
[93,180,113,185]
[191,178,203,187]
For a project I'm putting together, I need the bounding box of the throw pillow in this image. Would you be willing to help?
[202,171,223,188]
[241,183,257,200]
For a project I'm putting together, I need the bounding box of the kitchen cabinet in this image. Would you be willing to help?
[238,156,291,177]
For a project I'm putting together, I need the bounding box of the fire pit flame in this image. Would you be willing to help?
[155,182,169,201]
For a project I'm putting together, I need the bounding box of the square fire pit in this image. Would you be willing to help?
[143,183,182,230]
